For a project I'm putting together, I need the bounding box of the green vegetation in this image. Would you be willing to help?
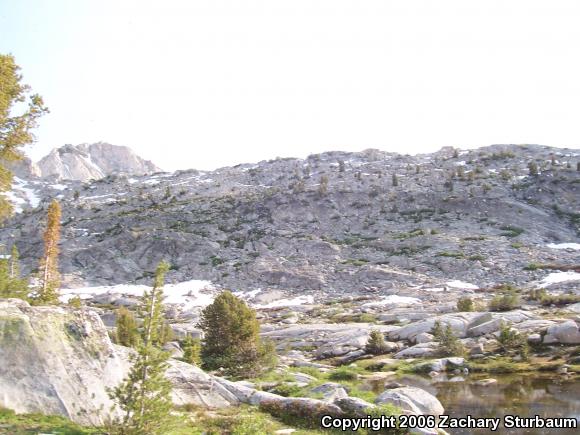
[489,286,521,311]
[0,406,97,435]
[393,228,424,240]
[436,251,464,259]
[365,330,390,355]
[33,200,62,305]
[199,290,277,378]
[182,336,202,365]
[497,322,529,361]
[456,297,474,312]
[115,307,139,348]
[499,225,524,238]
[0,245,28,299]
[527,288,580,306]
[328,366,360,381]
[0,54,48,221]
[108,261,173,434]
[431,321,466,357]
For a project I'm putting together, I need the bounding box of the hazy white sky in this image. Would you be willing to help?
[2,0,580,171]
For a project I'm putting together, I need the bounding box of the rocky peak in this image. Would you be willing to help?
[36,142,161,182]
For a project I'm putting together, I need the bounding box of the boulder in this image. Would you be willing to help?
[375,387,444,416]
[0,299,130,426]
[334,397,376,416]
[414,333,434,344]
[163,341,184,359]
[0,299,238,425]
[467,318,502,337]
[389,313,482,342]
[394,343,438,358]
[543,320,580,344]
[310,383,349,402]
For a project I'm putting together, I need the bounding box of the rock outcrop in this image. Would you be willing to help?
[1,144,579,294]
[37,142,160,181]
[0,299,236,425]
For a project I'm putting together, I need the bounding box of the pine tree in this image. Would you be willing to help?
[116,307,139,348]
[431,321,466,357]
[0,54,49,221]
[0,244,28,299]
[199,290,277,378]
[392,173,398,187]
[528,161,539,176]
[35,200,61,304]
[109,261,173,434]
[182,336,202,366]
[318,175,328,196]
[9,244,19,278]
[365,330,389,355]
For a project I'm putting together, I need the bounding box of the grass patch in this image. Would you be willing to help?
[0,407,98,435]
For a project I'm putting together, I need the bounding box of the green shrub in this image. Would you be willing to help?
[115,307,138,347]
[329,366,359,381]
[359,313,377,323]
[456,297,474,312]
[365,330,390,355]
[498,322,529,361]
[269,383,303,397]
[489,287,520,311]
[500,225,524,237]
[539,293,580,306]
[199,291,277,378]
[431,321,466,357]
[182,336,202,365]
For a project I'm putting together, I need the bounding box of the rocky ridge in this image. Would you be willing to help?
[1,144,578,300]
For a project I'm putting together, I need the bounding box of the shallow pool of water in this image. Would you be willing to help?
[366,373,580,434]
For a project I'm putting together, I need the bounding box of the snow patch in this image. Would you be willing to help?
[538,272,580,288]
[59,279,216,309]
[422,287,445,293]
[446,280,479,290]
[257,295,314,308]
[362,295,421,307]
[547,243,580,251]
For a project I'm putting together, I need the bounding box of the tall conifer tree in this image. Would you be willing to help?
[109,261,173,434]
[36,199,61,304]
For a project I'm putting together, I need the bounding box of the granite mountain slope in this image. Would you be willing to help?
[1,144,579,299]
[36,142,161,181]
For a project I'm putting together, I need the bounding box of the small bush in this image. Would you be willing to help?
[365,330,390,355]
[182,336,202,365]
[270,383,303,397]
[489,288,520,312]
[498,321,529,361]
[539,293,580,306]
[329,366,359,381]
[431,321,466,357]
[457,297,474,312]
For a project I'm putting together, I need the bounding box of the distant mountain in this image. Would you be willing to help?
[36,142,161,181]
[1,143,579,293]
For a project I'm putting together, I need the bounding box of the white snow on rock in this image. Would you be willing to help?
[50,183,68,191]
[233,289,262,300]
[422,287,445,293]
[538,272,580,288]
[60,279,216,309]
[257,295,314,308]
[362,295,421,307]
[547,243,580,251]
[446,280,478,290]
[5,177,41,212]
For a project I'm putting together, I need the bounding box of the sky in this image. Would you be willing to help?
[1,0,580,171]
